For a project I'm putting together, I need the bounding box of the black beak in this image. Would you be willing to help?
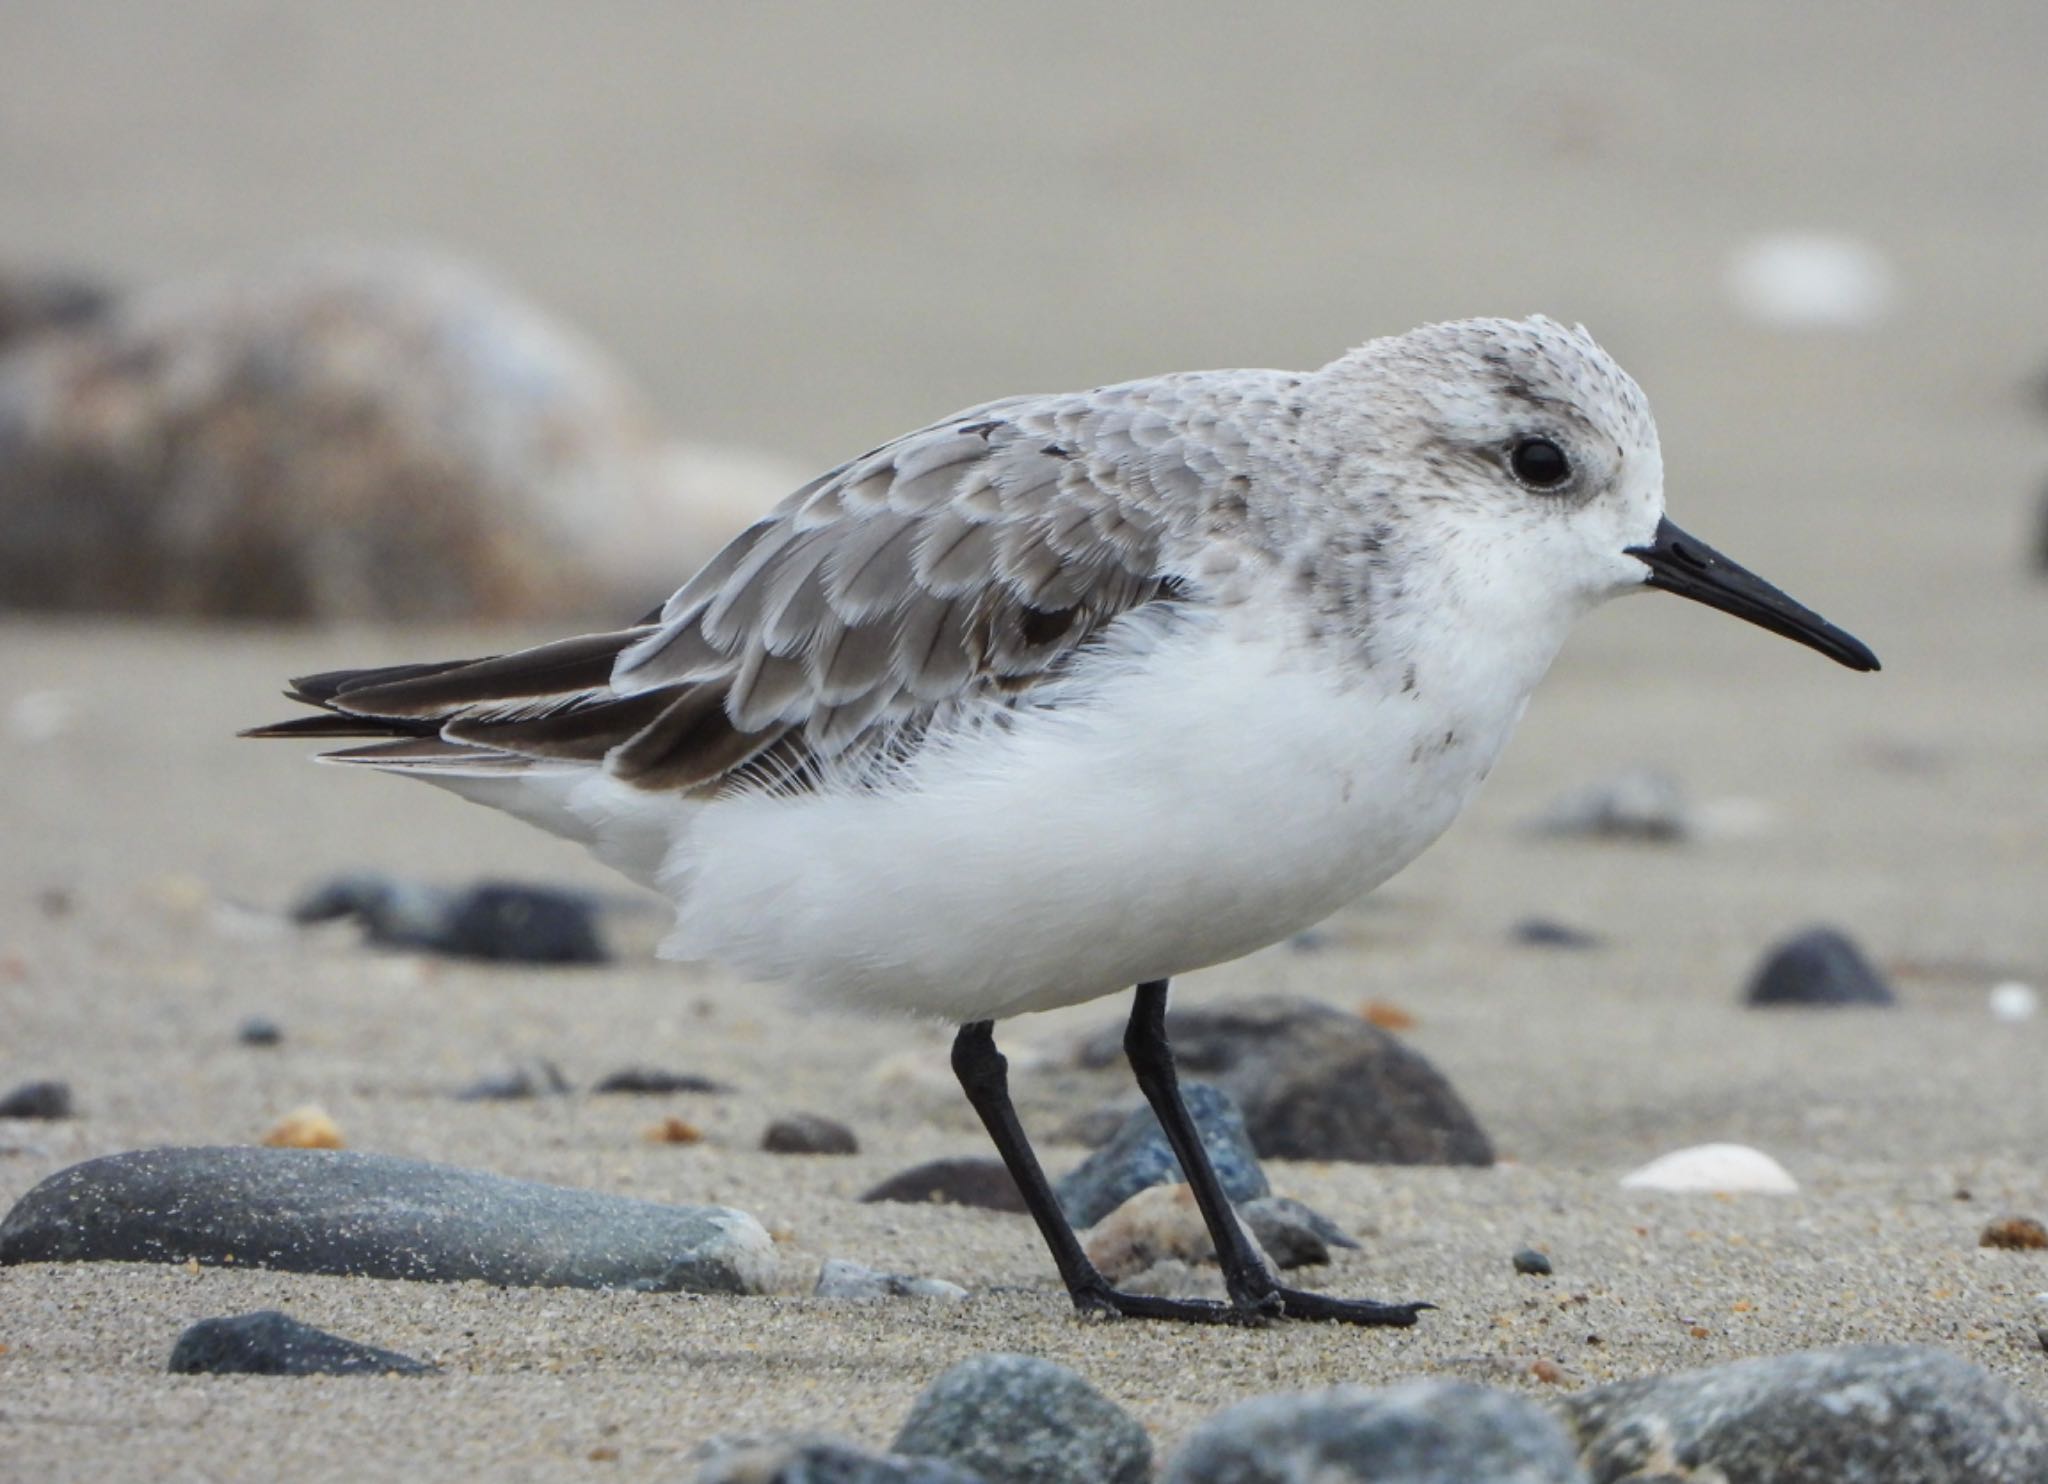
[1625,517,1880,673]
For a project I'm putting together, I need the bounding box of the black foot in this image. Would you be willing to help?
[1069,1277,1429,1328]
[1274,1286,1433,1327]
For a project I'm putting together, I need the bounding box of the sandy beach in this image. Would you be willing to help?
[3,5,2047,1479]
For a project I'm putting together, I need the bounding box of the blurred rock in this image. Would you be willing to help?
[1619,1142,1798,1195]
[293,873,609,965]
[0,1145,776,1293]
[1744,926,1894,1007]
[861,1158,1026,1214]
[593,1067,728,1095]
[1512,1247,1554,1276]
[1565,1345,2048,1482]
[1076,997,1493,1167]
[0,248,804,621]
[813,1259,967,1303]
[1054,1083,1267,1229]
[0,267,110,350]
[168,1309,433,1377]
[260,1104,345,1149]
[1528,767,1692,842]
[454,1060,572,1101]
[1990,981,2040,1022]
[0,1080,73,1120]
[1166,1379,1586,1483]
[1980,1215,2048,1251]
[693,1433,985,1483]
[762,1113,859,1155]
[1240,1195,1359,1266]
[1511,918,1602,950]
[894,1353,1151,1484]
[235,1016,284,1047]
[1083,1184,1261,1283]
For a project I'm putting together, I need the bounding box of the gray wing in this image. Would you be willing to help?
[250,375,1270,795]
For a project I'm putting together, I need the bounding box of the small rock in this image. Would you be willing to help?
[1565,1343,2048,1482]
[1054,1084,1267,1229]
[1990,981,2040,1023]
[455,1060,572,1101]
[894,1353,1151,1484]
[1981,1215,2048,1251]
[1076,997,1492,1167]
[593,1067,728,1095]
[0,1146,776,1293]
[1166,1379,1586,1483]
[1512,1247,1554,1276]
[814,1259,967,1303]
[645,1117,704,1145]
[0,267,110,349]
[1240,1195,1358,1266]
[1529,767,1691,842]
[261,1104,345,1150]
[235,1016,284,1047]
[292,874,608,965]
[694,1433,985,1483]
[1619,1143,1798,1195]
[0,1080,73,1120]
[1359,999,1418,1031]
[861,1158,1026,1214]
[168,1309,432,1377]
[1744,926,1894,1007]
[1511,918,1603,950]
[1084,1184,1260,1282]
[762,1114,860,1156]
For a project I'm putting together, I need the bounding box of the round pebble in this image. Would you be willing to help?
[1512,1247,1554,1276]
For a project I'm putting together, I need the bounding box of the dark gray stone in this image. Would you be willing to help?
[894,1353,1151,1484]
[1744,927,1895,1007]
[1512,918,1603,950]
[293,873,608,964]
[454,1060,572,1101]
[813,1259,966,1302]
[763,1114,860,1155]
[594,1066,729,1095]
[1565,1343,2048,1483]
[1077,997,1492,1166]
[693,1433,986,1483]
[235,1016,284,1047]
[1512,1247,1554,1276]
[1238,1196,1358,1269]
[861,1158,1026,1214]
[0,1146,775,1293]
[0,1080,72,1120]
[167,1309,433,1377]
[1166,1380,1586,1483]
[1053,1083,1267,1228]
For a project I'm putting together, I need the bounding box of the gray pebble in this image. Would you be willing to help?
[0,1080,72,1120]
[763,1113,860,1156]
[594,1067,728,1095]
[1239,1196,1359,1268]
[454,1060,572,1101]
[1053,1083,1267,1228]
[894,1353,1151,1484]
[1167,1379,1586,1483]
[693,1433,986,1483]
[235,1016,284,1047]
[292,873,608,964]
[1744,926,1895,1007]
[861,1158,1026,1214]
[813,1259,967,1303]
[1511,918,1603,950]
[1529,767,1692,842]
[0,1145,776,1293]
[1512,1247,1554,1276]
[168,1309,433,1377]
[1566,1343,2048,1482]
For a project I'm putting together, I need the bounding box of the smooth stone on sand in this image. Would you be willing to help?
[1512,1247,1555,1276]
[1165,1379,1587,1484]
[860,1158,1027,1214]
[0,1080,72,1120]
[1527,767,1692,842]
[813,1259,968,1303]
[1076,997,1494,1167]
[1054,1083,1267,1229]
[894,1353,1151,1484]
[1618,1143,1799,1195]
[1565,1344,2048,1482]
[0,1146,776,1293]
[235,1016,284,1047]
[694,1433,988,1483]
[168,1310,434,1377]
[1083,1186,1352,1282]
[763,1113,860,1155]
[1240,1195,1359,1265]
[454,1060,573,1101]
[1744,926,1895,1007]
[593,1067,729,1095]
[1511,918,1604,950]
[292,874,609,965]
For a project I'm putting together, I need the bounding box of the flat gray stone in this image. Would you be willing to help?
[0,1145,775,1293]
[813,1259,966,1303]
[1054,1082,1267,1228]
[894,1353,1151,1484]
[1565,1343,2048,1483]
[168,1309,434,1376]
[1166,1380,1587,1483]
[693,1433,986,1482]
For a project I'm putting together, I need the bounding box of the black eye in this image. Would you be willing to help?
[1509,437,1571,489]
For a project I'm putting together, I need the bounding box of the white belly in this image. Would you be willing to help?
[658,614,1534,1021]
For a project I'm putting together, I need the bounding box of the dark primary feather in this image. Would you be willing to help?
[247,379,1241,794]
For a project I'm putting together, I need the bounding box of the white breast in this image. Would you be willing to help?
[656,606,1542,1021]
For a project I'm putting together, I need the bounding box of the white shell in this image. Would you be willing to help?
[1619,1142,1799,1195]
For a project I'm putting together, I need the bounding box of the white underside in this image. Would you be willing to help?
[419,604,1552,1022]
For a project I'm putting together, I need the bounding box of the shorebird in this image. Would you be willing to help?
[249,316,1877,1326]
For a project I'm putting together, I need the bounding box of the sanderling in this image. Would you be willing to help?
[249,315,1877,1326]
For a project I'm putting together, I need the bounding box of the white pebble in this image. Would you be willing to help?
[1620,1143,1799,1195]
[1989,982,2039,1023]
[1725,233,1896,330]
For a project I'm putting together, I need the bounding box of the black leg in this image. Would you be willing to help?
[1123,979,1431,1327]
[950,1019,1243,1322]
